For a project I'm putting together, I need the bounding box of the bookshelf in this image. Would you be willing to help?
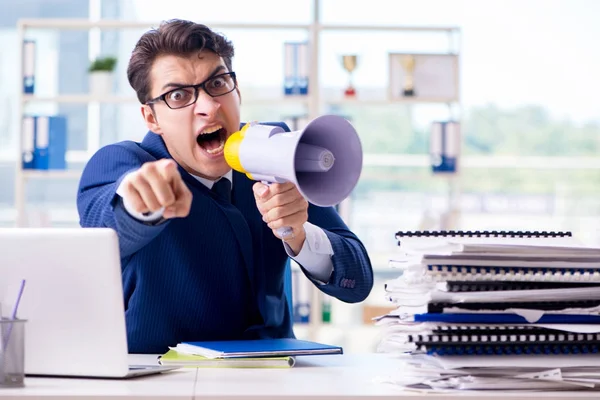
[13,0,461,346]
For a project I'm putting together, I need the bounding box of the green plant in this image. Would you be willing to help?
[88,56,117,73]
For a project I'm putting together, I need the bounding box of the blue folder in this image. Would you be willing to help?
[179,338,343,359]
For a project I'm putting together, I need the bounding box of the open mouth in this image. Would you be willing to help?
[196,126,227,155]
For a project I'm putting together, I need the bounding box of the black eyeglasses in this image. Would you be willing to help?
[146,71,237,109]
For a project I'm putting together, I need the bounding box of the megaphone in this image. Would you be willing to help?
[224,114,363,237]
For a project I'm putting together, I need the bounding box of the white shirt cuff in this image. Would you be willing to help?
[116,173,165,222]
[283,222,334,284]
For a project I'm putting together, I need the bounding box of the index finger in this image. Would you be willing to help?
[168,177,192,217]
[268,182,296,195]
[156,159,180,183]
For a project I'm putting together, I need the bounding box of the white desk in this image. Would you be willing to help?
[0,354,599,399]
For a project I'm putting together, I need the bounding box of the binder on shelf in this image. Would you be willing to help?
[21,116,35,170]
[33,115,67,170]
[22,40,36,94]
[292,268,310,324]
[322,295,332,323]
[430,120,460,174]
[283,41,309,96]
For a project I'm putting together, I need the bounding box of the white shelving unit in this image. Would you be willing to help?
[14,0,461,346]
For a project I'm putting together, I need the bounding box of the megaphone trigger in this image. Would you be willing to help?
[274,224,294,241]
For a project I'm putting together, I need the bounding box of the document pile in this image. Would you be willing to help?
[375,230,600,391]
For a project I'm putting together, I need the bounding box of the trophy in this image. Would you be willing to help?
[400,55,416,96]
[341,54,358,97]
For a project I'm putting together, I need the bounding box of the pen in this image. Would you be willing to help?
[2,279,26,350]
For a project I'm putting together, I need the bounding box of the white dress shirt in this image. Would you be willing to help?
[116,169,334,283]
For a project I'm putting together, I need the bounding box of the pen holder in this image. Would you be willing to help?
[0,319,26,388]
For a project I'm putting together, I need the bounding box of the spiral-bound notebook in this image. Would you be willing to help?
[419,341,600,356]
[412,312,600,325]
[415,327,600,356]
[395,230,574,238]
[443,280,600,292]
[422,264,600,283]
[395,230,574,240]
[394,230,581,252]
[382,322,600,356]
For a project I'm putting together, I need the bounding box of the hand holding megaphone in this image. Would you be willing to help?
[252,180,309,243]
[224,115,363,239]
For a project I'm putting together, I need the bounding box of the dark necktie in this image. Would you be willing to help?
[211,178,231,203]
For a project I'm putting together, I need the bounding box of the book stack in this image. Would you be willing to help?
[375,230,600,391]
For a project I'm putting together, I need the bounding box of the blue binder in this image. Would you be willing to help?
[33,116,67,170]
[23,40,36,94]
[22,116,35,169]
[283,41,309,96]
[430,121,459,174]
[180,338,343,359]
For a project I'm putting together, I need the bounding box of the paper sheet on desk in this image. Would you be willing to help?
[398,243,600,258]
[386,286,600,305]
[414,353,600,369]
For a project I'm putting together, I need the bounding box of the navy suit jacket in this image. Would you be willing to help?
[77,122,373,353]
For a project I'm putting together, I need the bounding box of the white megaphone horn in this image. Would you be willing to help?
[224,114,363,238]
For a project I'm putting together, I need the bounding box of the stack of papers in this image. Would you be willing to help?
[375,230,600,391]
[376,353,600,391]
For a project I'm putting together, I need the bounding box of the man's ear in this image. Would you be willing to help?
[235,86,242,104]
[141,105,162,134]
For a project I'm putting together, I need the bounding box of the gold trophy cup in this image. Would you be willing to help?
[341,55,358,97]
[400,55,416,96]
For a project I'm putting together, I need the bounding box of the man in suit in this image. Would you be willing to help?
[77,18,373,353]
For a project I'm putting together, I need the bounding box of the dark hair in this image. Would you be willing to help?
[127,19,235,104]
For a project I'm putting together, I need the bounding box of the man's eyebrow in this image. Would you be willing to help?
[160,66,227,91]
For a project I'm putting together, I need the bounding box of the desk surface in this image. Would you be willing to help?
[1,353,600,399]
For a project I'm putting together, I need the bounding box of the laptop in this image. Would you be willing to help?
[0,227,175,378]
